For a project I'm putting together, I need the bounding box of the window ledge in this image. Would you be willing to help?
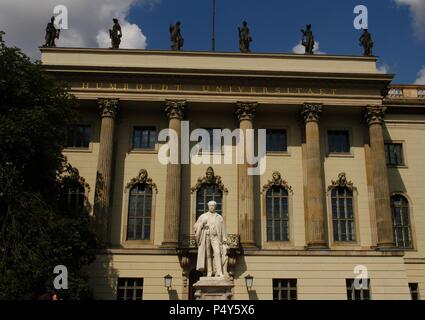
[387,165,408,169]
[327,152,354,158]
[129,149,158,154]
[63,147,92,153]
[266,151,291,157]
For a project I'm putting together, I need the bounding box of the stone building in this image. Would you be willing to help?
[40,47,425,300]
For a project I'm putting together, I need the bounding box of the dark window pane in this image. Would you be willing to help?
[266,186,289,242]
[133,127,157,150]
[328,130,350,153]
[127,184,153,240]
[66,125,91,148]
[385,143,404,165]
[266,129,288,152]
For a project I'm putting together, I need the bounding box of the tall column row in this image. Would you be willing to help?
[92,99,394,250]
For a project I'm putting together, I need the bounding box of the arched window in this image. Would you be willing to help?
[391,194,412,248]
[66,185,86,212]
[328,173,356,242]
[126,169,157,241]
[263,172,292,242]
[192,167,227,219]
[196,184,223,218]
[60,168,89,213]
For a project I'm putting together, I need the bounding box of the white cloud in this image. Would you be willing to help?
[0,0,160,59]
[415,66,425,84]
[292,41,326,55]
[393,0,425,39]
[377,64,390,74]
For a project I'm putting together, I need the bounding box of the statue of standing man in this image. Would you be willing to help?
[43,16,60,47]
[238,21,252,53]
[109,18,122,49]
[194,201,230,278]
[170,21,184,51]
[301,24,315,54]
[359,29,374,57]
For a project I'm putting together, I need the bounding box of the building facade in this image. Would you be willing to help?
[41,47,425,300]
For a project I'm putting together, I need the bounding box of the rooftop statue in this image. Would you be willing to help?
[238,21,252,53]
[170,21,184,51]
[109,18,122,49]
[359,29,374,57]
[301,24,315,54]
[43,16,60,48]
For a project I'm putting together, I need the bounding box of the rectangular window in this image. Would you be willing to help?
[132,127,157,150]
[198,128,222,153]
[266,129,288,152]
[328,130,350,153]
[385,143,404,166]
[117,278,143,300]
[409,283,420,300]
[273,279,297,300]
[346,279,370,300]
[66,125,91,149]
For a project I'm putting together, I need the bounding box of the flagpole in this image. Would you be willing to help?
[212,0,216,51]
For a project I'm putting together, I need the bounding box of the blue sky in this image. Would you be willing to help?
[1,0,424,84]
[129,0,424,84]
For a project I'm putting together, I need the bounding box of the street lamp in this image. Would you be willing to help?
[164,274,173,290]
[245,274,254,290]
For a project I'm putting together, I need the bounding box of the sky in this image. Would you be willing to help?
[0,0,424,84]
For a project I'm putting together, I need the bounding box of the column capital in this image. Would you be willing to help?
[235,101,257,121]
[98,98,119,118]
[364,105,387,126]
[301,103,323,123]
[165,99,186,120]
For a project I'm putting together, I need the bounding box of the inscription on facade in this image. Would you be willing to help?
[76,82,338,96]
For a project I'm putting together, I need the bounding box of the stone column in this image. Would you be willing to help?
[235,102,257,248]
[301,103,327,248]
[95,98,119,243]
[162,100,186,248]
[364,106,395,249]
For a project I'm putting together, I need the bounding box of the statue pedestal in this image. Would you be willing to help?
[193,277,234,300]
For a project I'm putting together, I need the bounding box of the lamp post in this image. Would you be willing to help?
[245,274,254,290]
[164,274,173,290]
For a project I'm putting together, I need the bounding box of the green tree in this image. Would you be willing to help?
[0,31,98,300]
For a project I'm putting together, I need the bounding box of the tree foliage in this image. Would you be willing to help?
[0,32,98,300]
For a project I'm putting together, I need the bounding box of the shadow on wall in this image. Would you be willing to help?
[383,126,407,194]
[85,252,119,300]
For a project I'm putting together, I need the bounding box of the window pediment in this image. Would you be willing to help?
[191,167,228,194]
[127,169,158,193]
[327,172,354,192]
[262,171,293,193]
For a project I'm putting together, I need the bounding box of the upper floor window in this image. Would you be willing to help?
[273,279,297,300]
[263,171,292,242]
[64,185,86,213]
[66,125,91,149]
[384,143,404,166]
[117,278,143,300]
[132,126,157,150]
[192,167,227,219]
[346,279,370,300]
[328,130,350,153]
[391,194,412,249]
[328,173,356,242]
[198,128,222,153]
[266,129,288,152]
